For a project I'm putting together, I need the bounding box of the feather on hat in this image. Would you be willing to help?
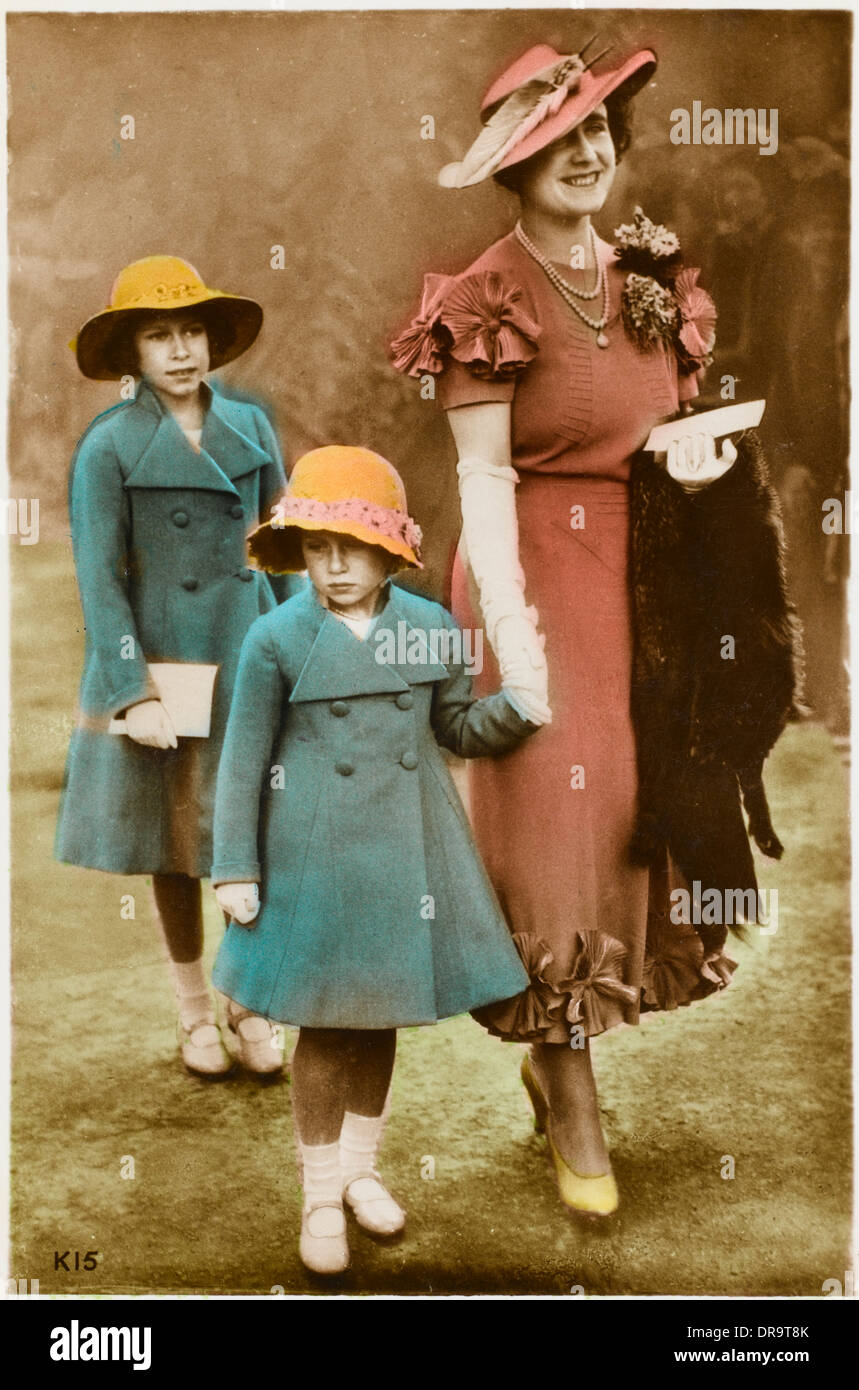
[439,41,656,188]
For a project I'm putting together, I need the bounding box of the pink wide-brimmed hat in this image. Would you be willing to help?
[439,40,657,188]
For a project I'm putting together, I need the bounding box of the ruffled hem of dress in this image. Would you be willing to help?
[471,928,637,1042]
[471,923,737,1043]
[639,909,737,1012]
[389,269,540,381]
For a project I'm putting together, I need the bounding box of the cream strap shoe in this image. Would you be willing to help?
[299,1202,349,1275]
[343,1172,406,1237]
[178,1020,232,1077]
[224,1008,283,1075]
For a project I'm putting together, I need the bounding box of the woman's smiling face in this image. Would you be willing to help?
[516,105,617,223]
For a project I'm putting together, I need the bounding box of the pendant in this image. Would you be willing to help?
[596,331,609,348]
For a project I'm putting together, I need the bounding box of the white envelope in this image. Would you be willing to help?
[644,399,766,452]
[109,663,219,739]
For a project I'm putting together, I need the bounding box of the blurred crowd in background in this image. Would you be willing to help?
[7,8,850,734]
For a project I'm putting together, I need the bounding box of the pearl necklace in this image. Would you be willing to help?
[538,222,602,300]
[515,220,611,348]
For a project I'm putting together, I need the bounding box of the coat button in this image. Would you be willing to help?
[229,503,245,519]
[237,567,254,582]
[171,510,189,528]
[400,752,419,771]
[395,692,414,710]
[181,577,199,591]
[335,760,355,777]
[330,701,349,717]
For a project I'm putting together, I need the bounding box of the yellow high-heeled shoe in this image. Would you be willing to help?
[521,1053,618,1216]
[520,1054,548,1134]
[546,1127,619,1217]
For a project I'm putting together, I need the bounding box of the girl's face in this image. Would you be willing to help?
[133,310,210,400]
[517,105,617,224]
[301,531,392,612]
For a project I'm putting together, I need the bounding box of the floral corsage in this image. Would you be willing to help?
[614,207,716,371]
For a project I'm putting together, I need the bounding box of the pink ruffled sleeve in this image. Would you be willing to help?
[674,269,715,402]
[388,273,453,377]
[390,269,540,409]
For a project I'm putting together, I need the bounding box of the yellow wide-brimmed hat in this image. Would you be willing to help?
[249,446,423,573]
[71,255,264,380]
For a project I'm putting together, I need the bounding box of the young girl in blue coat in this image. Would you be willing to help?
[55,255,296,1078]
[211,445,540,1274]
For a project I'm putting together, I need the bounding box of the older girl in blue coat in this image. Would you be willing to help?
[55,255,296,1077]
[211,445,539,1274]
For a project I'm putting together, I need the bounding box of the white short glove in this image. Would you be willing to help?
[457,455,552,725]
[214,882,260,926]
[125,699,177,749]
[665,434,738,491]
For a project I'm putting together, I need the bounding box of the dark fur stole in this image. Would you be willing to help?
[628,430,804,950]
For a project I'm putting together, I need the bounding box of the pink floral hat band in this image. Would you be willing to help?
[271,496,423,553]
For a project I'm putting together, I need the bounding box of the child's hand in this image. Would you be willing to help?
[125,699,178,749]
[495,609,552,724]
[215,882,260,926]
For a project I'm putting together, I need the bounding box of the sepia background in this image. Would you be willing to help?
[8,6,851,720]
[6,8,852,1296]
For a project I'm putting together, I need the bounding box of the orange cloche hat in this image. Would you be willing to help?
[71,255,263,380]
[249,446,423,573]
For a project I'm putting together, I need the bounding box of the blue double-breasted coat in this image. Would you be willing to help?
[54,378,295,877]
[211,583,536,1028]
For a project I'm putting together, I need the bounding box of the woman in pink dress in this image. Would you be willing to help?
[391,41,800,1217]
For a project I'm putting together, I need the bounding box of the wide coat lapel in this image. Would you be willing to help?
[289,584,449,703]
[202,388,275,482]
[371,587,451,686]
[121,381,269,495]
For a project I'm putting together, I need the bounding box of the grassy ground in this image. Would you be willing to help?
[8,542,853,1296]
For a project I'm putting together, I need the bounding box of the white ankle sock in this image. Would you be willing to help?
[170,958,214,1030]
[340,1111,404,1231]
[299,1140,343,1210]
[340,1110,386,1185]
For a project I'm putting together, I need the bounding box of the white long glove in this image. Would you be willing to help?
[456,455,552,725]
[214,882,260,926]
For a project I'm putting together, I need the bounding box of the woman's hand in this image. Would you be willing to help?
[125,699,177,749]
[494,609,552,725]
[663,433,738,491]
[215,882,260,926]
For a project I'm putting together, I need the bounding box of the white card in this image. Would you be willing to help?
[644,399,766,453]
[109,663,219,739]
